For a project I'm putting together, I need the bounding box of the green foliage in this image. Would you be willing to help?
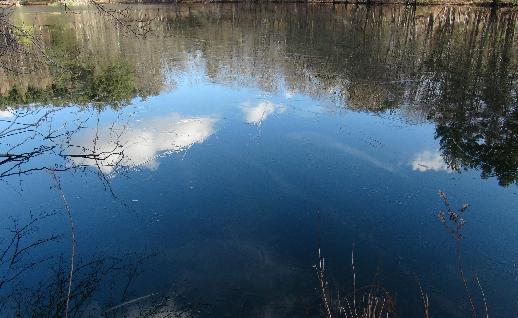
[426,11,518,186]
[91,62,137,107]
[13,24,35,47]
[0,61,138,109]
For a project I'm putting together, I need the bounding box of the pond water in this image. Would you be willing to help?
[1,4,518,317]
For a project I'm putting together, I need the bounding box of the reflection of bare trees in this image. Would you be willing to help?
[1,1,155,72]
[2,5,517,111]
[166,4,518,185]
[425,9,518,186]
[3,252,196,317]
[86,0,156,38]
[1,108,81,178]
[0,106,206,315]
[0,4,50,74]
[0,212,61,291]
[69,113,217,176]
[0,106,219,181]
[0,107,127,179]
[0,213,195,317]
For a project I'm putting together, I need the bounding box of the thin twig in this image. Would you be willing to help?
[50,172,76,318]
[475,274,489,318]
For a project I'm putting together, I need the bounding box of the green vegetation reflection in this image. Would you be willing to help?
[1,4,517,186]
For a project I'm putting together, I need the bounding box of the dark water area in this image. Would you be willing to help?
[1,4,518,317]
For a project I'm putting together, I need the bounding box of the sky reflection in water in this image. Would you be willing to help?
[1,4,518,317]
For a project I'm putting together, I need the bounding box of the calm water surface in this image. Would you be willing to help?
[1,4,518,317]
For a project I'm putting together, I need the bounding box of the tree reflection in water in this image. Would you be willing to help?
[1,4,517,185]
[0,3,518,317]
[0,211,195,317]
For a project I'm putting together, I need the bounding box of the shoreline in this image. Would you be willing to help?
[3,0,518,7]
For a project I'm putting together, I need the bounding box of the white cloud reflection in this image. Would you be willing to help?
[241,101,285,125]
[71,113,217,175]
[0,109,13,118]
[411,150,451,172]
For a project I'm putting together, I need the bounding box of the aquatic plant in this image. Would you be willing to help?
[315,247,399,318]
[437,191,491,318]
